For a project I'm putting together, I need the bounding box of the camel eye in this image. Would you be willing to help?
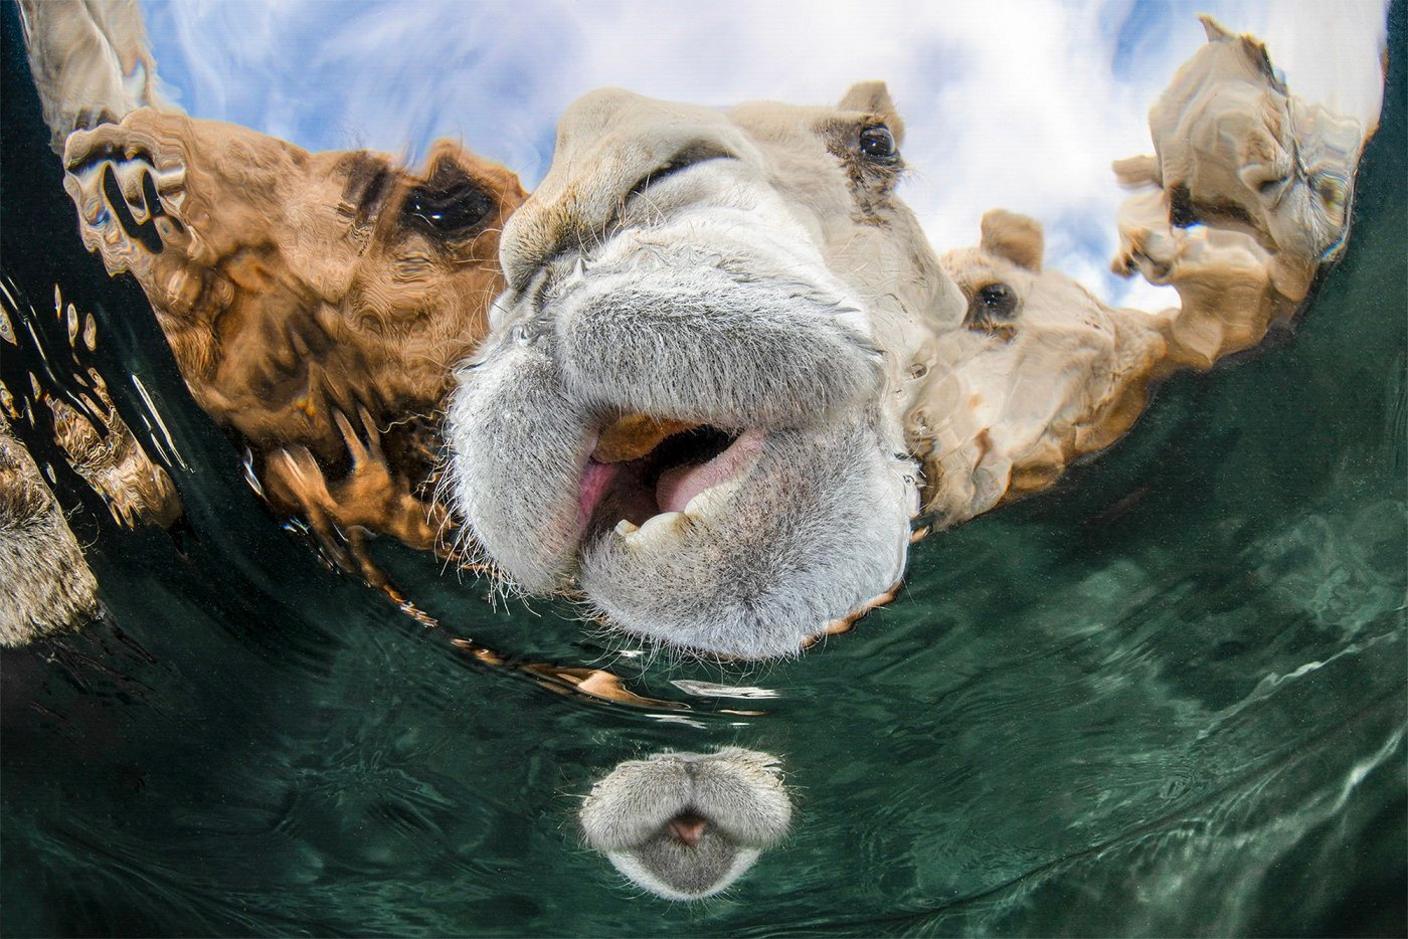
[975,282,1018,319]
[858,124,898,163]
[401,174,493,238]
[1315,175,1346,210]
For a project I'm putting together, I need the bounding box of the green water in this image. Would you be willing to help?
[2,3,1404,935]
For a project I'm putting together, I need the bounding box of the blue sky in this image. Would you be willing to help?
[138,0,1388,311]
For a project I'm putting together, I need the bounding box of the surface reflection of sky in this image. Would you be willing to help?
[139,0,1388,312]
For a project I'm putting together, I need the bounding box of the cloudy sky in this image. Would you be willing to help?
[138,0,1389,310]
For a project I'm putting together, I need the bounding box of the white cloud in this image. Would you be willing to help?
[139,0,1388,311]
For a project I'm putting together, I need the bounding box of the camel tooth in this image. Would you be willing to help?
[683,484,731,519]
[625,512,688,547]
[614,519,639,536]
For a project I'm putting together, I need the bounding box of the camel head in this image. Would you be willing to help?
[62,110,525,459]
[1116,16,1366,302]
[61,110,526,568]
[922,210,1168,523]
[444,84,965,659]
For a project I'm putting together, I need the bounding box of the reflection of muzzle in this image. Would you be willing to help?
[579,748,792,900]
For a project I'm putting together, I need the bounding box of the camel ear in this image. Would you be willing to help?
[839,81,905,145]
[1199,14,1284,91]
[980,209,1044,272]
[1199,14,1234,42]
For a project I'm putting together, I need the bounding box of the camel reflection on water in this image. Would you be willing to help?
[579,748,792,900]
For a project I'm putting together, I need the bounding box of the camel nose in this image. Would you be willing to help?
[667,811,709,847]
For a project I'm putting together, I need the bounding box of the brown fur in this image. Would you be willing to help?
[40,370,182,528]
[63,110,526,573]
[0,415,99,645]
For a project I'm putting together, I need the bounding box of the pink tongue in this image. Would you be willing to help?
[655,430,764,513]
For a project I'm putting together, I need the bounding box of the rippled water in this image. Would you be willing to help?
[2,3,1405,936]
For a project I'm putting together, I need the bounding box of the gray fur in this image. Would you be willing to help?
[552,229,885,430]
[579,747,791,900]
[444,331,596,592]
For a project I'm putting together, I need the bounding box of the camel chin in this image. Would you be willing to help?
[444,84,962,660]
[579,747,792,900]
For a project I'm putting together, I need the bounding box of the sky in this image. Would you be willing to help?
[138,0,1390,311]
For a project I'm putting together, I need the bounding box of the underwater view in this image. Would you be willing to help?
[2,0,1405,935]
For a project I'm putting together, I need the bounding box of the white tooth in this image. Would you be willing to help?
[683,477,746,519]
[639,511,685,535]
[630,511,687,544]
[614,519,639,536]
[684,485,729,518]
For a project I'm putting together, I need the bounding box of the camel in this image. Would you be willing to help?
[58,111,526,593]
[1113,16,1366,308]
[443,19,1375,660]
[16,0,526,598]
[915,209,1170,524]
[9,5,1373,661]
[444,82,952,659]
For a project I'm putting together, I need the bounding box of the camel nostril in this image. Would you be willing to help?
[667,811,709,847]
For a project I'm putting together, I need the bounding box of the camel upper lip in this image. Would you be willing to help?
[576,419,766,540]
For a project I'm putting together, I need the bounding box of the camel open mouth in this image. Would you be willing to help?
[579,414,764,540]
